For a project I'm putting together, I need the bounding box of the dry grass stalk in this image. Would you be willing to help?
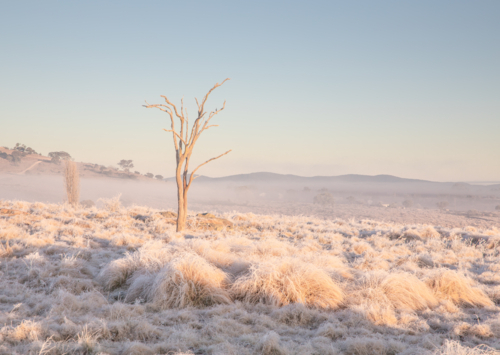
[64,160,80,206]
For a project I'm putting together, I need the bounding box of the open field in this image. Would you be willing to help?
[1,199,500,354]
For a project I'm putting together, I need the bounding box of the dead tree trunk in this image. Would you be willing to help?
[144,79,231,232]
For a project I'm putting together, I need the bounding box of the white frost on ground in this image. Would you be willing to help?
[0,199,500,354]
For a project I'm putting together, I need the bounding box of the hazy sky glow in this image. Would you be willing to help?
[1,1,499,181]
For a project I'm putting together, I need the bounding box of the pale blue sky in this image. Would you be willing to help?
[1,1,499,181]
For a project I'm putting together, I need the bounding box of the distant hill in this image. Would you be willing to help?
[166,172,437,184]
[165,172,500,195]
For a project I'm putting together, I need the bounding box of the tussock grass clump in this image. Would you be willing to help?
[381,273,438,311]
[97,241,176,291]
[231,258,344,309]
[146,253,231,309]
[5,320,42,343]
[97,257,134,291]
[348,273,397,325]
[426,270,493,307]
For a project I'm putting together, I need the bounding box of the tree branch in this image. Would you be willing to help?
[161,95,184,121]
[201,101,226,133]
[163,129,188,146]
[144,100,179,153]
[198,78,230,114]
[143,101,172,113]
[203,124,219,131]
[187,149,232,188]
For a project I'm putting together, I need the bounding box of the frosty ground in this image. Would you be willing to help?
[1,199,500,354]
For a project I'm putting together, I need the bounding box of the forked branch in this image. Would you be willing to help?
[188,149,232,188]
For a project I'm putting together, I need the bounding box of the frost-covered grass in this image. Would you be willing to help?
[1,199,500,354]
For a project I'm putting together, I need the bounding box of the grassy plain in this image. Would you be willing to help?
[0,199,500,354]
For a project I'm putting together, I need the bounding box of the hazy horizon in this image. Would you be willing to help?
[1,1,499,181]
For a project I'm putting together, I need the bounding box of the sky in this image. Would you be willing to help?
[1,0,499,182]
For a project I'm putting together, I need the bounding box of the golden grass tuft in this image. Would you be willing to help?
[426,270,493,307]
[146,253,232,309]
[7,320,42,343]
[381,272,438,311]
[349,273,398,325]
[231,258,344,309]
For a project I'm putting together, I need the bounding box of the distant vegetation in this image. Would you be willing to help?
[118,159,134,172]
[403,199,414,208]
[437,201,449,210]
[0,143,40,164]
[313,191,334,205]
[48,151,71,164]
[13,143,39,155]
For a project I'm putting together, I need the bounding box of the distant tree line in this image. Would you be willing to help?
[117,159,165,180]
[0,143,40,163]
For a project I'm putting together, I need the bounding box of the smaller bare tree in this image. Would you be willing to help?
[64,160,80,206]
[144,79,231,231]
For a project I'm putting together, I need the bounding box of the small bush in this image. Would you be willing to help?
[313,192,334,206]
[403,199,414,208]
[437,201,449,210]
[99,194,122,212]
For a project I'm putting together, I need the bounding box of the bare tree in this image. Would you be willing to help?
[64,160,80,206]
[144,79,231,231]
